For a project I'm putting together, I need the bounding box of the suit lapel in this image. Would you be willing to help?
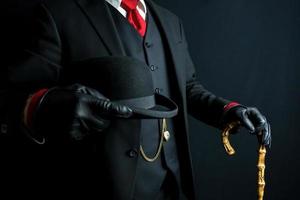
[146,0,185,98]
[75,0,125,55]
[75,0,184,96]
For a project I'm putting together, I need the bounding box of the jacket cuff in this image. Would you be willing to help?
[223,101,241,113]
[24,89,48,128]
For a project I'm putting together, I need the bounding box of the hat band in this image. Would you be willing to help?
[114,95,155,109]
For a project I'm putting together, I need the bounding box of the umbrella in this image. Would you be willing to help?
[222,121,266,200]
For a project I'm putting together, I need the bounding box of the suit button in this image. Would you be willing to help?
[0,123,8,134]
[127,149,138,158]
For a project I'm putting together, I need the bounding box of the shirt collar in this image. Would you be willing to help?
[106,0,147,14]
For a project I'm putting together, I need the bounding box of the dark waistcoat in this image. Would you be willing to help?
[108,5,182,199]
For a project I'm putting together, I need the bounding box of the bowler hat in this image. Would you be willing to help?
[63,56,178,119]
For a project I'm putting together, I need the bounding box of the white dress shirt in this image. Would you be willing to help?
[106,0,147,20]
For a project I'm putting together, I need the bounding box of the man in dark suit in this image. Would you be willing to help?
[4,0,271,199]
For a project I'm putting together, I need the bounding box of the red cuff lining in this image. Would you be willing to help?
[223,101,240,112]
[26,89,48,128]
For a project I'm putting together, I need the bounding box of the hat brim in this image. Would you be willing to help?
[113,93,178,119]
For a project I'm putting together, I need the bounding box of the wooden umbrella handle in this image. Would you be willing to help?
[222,121,240,156]
[221,122,267,200]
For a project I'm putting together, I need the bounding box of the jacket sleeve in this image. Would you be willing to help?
[8,3,62,88]
[180,21,230,128]
[3,3,63,141]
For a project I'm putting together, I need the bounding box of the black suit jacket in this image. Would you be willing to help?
[5,0,230,199]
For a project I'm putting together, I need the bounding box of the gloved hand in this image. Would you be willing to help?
[222,106,271,148]
[31,84,133,141]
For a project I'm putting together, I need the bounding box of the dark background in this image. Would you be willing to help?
[1,0,299,199]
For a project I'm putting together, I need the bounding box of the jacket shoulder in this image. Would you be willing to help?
[147,0,181,23]
[41,0,77,10]
[38,0,81,21]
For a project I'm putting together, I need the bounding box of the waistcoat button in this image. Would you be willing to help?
[145,42,153,48]
[150,65,155,71]
[127,149,138,158]
[155,88,160,94]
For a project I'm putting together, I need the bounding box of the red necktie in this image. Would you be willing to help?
[121,0,147,37]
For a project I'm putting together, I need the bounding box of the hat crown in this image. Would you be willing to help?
[66,56,154,100]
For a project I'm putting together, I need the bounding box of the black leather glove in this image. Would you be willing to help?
[222,106,271,148]
[31,84,133,141]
